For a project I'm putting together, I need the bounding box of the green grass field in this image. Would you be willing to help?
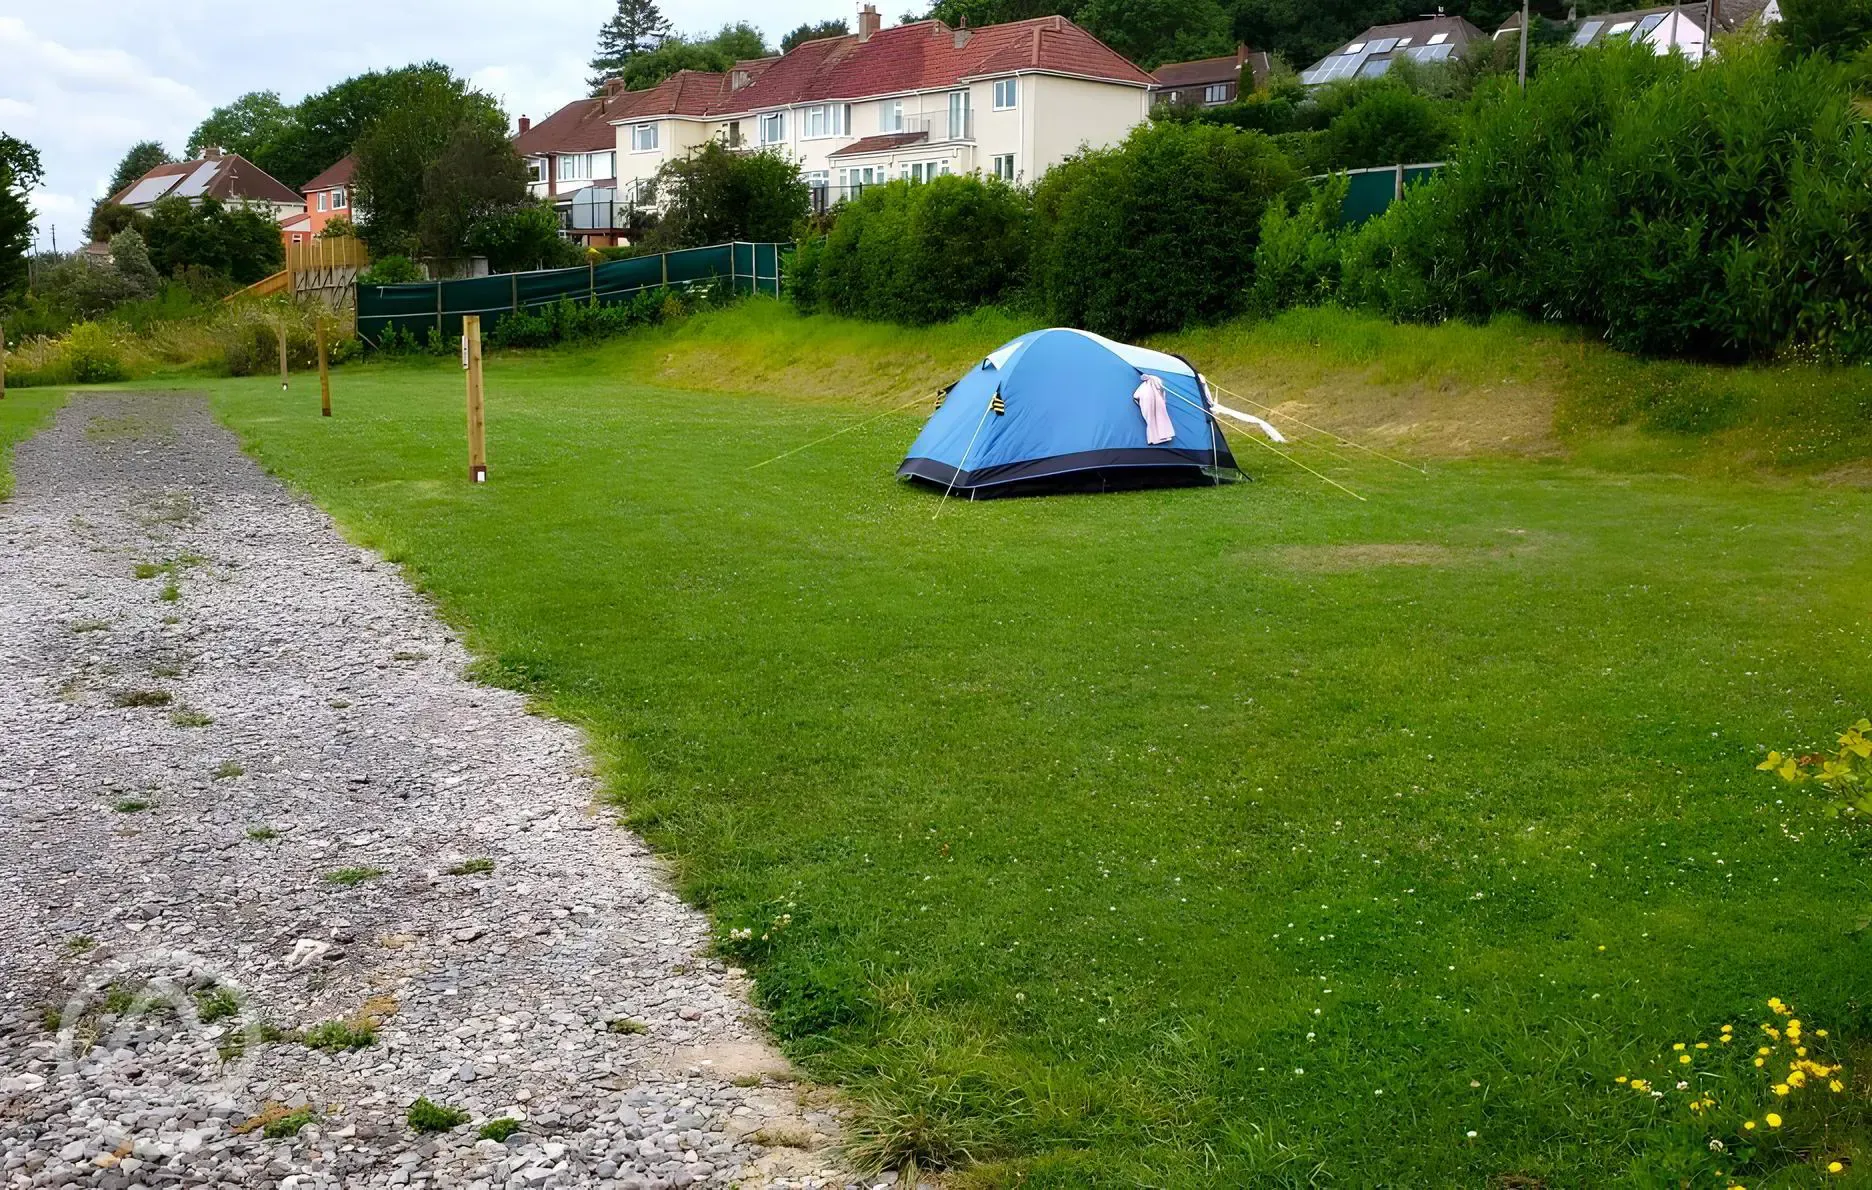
[0,387,67,497]
[137,303,1872,1183]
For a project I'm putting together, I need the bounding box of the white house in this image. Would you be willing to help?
[514,5,1155,244]
[1495,0,1782,63]
[107,148,303,224]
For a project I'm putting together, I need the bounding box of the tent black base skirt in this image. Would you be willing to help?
[899,447,1241,500]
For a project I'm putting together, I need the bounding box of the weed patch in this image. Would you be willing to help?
[477,1117,523,1142]
[299,1019,376,1052]
[212,761,244,780]
[323,867,383,887]
[170,708,213,727]
[111,689,171,708]
[446,858,494,876]
[406,1097,470,1133]
[246,825,279,840]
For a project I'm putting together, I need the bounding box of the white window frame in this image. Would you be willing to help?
[881,99,904,133]
[991,153,1016,182]
[1345,41,1366,54]
[1203,83,1229,104]
[992,78,1018,110]
[630,124,659,153]
[316,192,328,212]
[558,152,590,181]
[1427,31,1449,44]
[803,103,851,139]
[758,111,787,145]
[947,90,970,140]
[332,187,347,210]
[591,151,614,180]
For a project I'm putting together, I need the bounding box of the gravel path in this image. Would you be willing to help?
[0,394,863,1190]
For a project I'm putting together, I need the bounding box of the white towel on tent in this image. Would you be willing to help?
[1132,375,1176,445]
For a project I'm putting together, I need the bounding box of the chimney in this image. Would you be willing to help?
[518,115,531,134]
[201,145,223,160]
[604,78,628,100]
[954,16,972,48]
[857,3,881,41]
[732,68,753,91]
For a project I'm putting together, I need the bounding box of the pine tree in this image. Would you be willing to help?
[589,0,673,91]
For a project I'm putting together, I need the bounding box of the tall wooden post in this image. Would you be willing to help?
[464,315,487,483]
[316,320,332,418]
[0,323,8,401]
[277,319,289,390]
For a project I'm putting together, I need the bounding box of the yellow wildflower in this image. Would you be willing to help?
[1774,1084,1790,1096]
[1830,1079,1845,1093]
[1744,1120,1757,1131]
[1673,1043,1686,1052]
[1767,1113,1783,1128]
[1696,1042,1710,1050]
[1615,1075,1628,1084]
[1817,1029,1828,1038]
[1759,1046,1773,1056]
[1829,1162,1845,1175]
[1754,1059,1766,1068]
[1680,1055,1693,1065]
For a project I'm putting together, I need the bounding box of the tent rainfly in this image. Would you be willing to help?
[898,328,1253,498]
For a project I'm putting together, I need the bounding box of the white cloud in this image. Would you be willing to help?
[0,0,860,249]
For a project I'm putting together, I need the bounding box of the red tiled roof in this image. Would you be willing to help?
[110,152,301,208]
[515,71,744,156]
[828,131,930,158]
[1152,53,1246,87]
[301,155,355,193]
[713,16,1151,116]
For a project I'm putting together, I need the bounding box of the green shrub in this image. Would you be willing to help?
[1031,121,1297,339]
[1251,174,1348,313]
[357,255,422,286]
[811,176,1029,325]
[217,303,317,377]
[1322,89,1454,168]
[62,322,129,383]
[483,288,676,351]
[406,1097,470,1133]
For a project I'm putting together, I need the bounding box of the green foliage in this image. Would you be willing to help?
[87,203,147,244]
[1322,86,1454,167]
[811,176,1030,324]
[300,1019,376,1051]
[1031,121,1296,338]
[406,1098,471,1133]
[110,230,160,299]
[60,323,129,383]
[1251,173,1347,311]
[261,1109,317,1140]
[187,92,295,171]
[356,255,422,286]
[1780,0,1872,59]
[465,202,583,273]
[1761,718,1872,817]
[482,288,683,350]
[1075,0,1232,67]
[217,301,319,376]
[143,197,284,286]
[477,1117,523,1142]
[415,120,530,260]
[0,134,41,305]
[646,142,807,250]
[782,19,848,51]
[1342,39,1872,362]
[590,0,674,90]
[352,68,509,258]
[272,65,453,191]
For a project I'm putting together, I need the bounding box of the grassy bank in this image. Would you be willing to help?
[0,389,68,498]
[169,302,1872,1184]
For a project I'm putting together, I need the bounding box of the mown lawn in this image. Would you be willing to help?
[194,305,1872,1186]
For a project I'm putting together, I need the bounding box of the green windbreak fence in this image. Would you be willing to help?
[1335,163,1445,226]
[357,241,787,344]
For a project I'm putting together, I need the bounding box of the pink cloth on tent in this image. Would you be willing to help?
[1132,375,1176,445]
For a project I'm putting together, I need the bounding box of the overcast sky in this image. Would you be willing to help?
[0,0,850,249]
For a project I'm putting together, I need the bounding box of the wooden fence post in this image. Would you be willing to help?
[277,319,289,390]
[1,323,7,401]
[317,320,332,418]
[464,315,487,483]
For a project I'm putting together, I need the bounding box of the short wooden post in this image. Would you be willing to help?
[464,315,487,483]
[0,322,8,401]
[316,320,332,418]
[277,319,289,390]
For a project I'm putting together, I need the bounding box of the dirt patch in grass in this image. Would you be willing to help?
[1267,543,1461,572]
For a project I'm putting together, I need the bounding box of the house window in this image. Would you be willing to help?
[1203,83,1229,103]
[316,192,328,212]
[759,111,786,145]
[1427,31,1449,44]
[991,153,1016,182]
[803,103,851,138]
[332,187,348,210]
[591,151,615,180]
[559,153,589,181]
[631,124,658,153]
[526,159,545,183]
[906,160,942,182]
[1345,42,1366,54]
[992,78,1018,110]
[292,234,304,245]
[947,90,970,140]
[880,99,904,133]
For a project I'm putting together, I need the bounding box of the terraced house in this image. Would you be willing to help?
[513,5,1154,246]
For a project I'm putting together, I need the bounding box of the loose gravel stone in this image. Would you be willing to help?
[0,395,875,1189]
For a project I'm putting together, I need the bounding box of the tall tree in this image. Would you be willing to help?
[1780,0,1872,59]
[351,69,508,257]
[1077,0,1232,66]
[107,141,172,197]
[416,121,530,260]
[186,92,297,182]
[0,134,41,303]
[782,18,849,51]
[265,64,458,190]
[590,0,674,89]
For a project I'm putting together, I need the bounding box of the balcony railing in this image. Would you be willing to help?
[902,111,974,143]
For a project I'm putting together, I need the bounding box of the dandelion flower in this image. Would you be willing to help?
[1829,1162,1845,1174]
[1766,1113,1783,1128]
[1774,1084,1790,1096]
[1755,1059,1766,1068]
[1830,1080,1844,1093]
[1744,1121,1757,1131]
[1680,1055,1693,1065]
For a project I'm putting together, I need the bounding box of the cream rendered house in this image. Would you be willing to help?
[589,6,1153,217]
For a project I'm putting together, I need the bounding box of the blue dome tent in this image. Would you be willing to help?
[898,328,1241,498]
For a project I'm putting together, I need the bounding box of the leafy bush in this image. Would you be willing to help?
[356,255,422,286]
[58,322,129,384]
[217,302,318,376]
[466,202,584,273]
[406,1097,470,1134]
[143,195,283,286]
[1030,121,1297,339]
[1780,0,1872,59]
[811,176,1029,325]
[482,288,676,350]
[1322,88,1454,168]
[1251,173,1348,313]
[646,142,808,251]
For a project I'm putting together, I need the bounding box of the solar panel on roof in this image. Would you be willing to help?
[120,174,182,206]
[1356,57,1394,77]
[1637,12,1667,32]
[1404,43,1456,61]
[1572,18,1603,43]
[1429,31,1449,44]
[171,160,221,199]
[1370,36,1399,52]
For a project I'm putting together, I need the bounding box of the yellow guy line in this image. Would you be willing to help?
[749,391,934,471]
[1209,381,1428,476]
